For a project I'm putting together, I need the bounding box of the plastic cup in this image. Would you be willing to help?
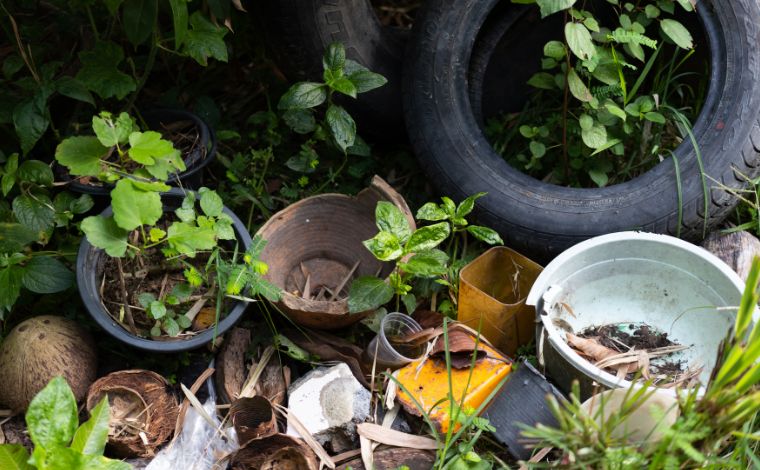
[364,312,424,370]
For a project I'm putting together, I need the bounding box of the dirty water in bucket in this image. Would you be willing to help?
[551,258,735,385]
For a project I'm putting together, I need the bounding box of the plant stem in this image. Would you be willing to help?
[314,152,348,194]
[116,257,138,335]
[561,12,571,181]
[126,29,159,113]
[85,5,99,40]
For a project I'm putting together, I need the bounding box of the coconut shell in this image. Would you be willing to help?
[0,315,97,412]
[86,370,178,458]
[215,327,251,403]
[230,396,277,444]
[230,433,318,470]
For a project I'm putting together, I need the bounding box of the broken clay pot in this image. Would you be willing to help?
[230,433,318,470]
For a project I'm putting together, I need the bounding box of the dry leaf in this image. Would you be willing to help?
[356,423,438,450]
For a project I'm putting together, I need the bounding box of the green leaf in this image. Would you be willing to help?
[644,111,666,124]
[581,121,608,149]
[76,41,137,100]
[527,72,556,90]
[363,231,403,261]
[199,188,223,217]
[604,101,627,121]
[565,22,595,60]
[177,315,192,329]
[71,396,110,455]
[111,179,163,231]
[144,150,184,180]
[169,0,189,49]
[348,276,394,313]
[0,444,31,470]
[328,76,357,98]
[645,4,660,18]
[660,19,693,49]
[543,40,566,59]
[12,194,54,234]
[278,82,327,110]
[467,226,504,245]
[138,292,156,308]
[26,376,78,450]
[128,131,175,166]
[347,69,387,94]
[401,293,416,315]
[456,192,486,218]
[55,77,95,106]
[55,136,109,177]
[589,168,609,187]
[590,137,622,155]
[18,160,53,187]
[249,275,282,302]
[282,109,316,134]
[0,223,37,252]
[0,266,23,312]
[535,0,576,18]
[416,202,448,222]
[399,249,449,277]
[166,222,217,256]
[21,257,74,294]
[323,43,346,73]
[92,112,133,147]
[163,317,180,337]
[81,216,129,257]
[567,68,593,102]
[149,301,166,319]
[103,0,124,15]
[406,222,450,253]
[184,12,229,66]
[530,141,546,158]
[375,201,411,244]
[2,55,24,79]
[325,105,356,152]
[13,96,49,156]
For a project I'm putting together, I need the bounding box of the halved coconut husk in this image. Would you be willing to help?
[230,433,319,470]
[231,396,277,444]
[86,370,178,458]
[216,327,252,403]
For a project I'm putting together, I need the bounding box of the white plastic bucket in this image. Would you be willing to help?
[526,232,753,397]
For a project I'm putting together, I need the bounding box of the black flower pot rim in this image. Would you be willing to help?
[76,187,250,353]
[60,108,217,196]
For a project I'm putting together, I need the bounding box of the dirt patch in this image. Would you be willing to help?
[371,0,419,29]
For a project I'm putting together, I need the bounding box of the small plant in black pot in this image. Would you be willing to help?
[55,109,214,196]
[75,152,280,351]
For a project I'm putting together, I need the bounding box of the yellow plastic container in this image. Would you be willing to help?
[396,341,511,434]
[457,247,543,356]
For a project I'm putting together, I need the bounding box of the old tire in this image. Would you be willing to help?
[404,0,760,260]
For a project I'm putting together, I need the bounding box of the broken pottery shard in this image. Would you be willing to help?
[286,362,371,453]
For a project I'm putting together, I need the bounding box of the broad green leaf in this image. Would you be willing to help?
[2,55,24,79]
[579,114,593,130]
[129,179,171,193]
[18,160,53,186]
[184,12,228,66]
[0,223,37,252]
[589,168,609,187]
[76,41,137,100]
[467,226,504,245]
[401,293,416,315]
[590,138,623,155]
[416,202,448,222]
[326,104,356,152]
[567,68,593,102]
[581,121,608,149]
[92,112,132,147]
[535,0,576,18]
[399,249,449,277]
[55,77,95,106]
[81,216,129,257]
[166,222,217,256]
[177,315,192,329]
[527,72,556,90]
[138,292,156,307]
[55,136,109,177]
[71,396,110,455]
[121,0,158,46]
[363,231,403,261]
[21,257,74,294]
[26,376,78,450]
[543,40,566,59]
[323,43,346,73]
[328,76,357,98]
[163,317,180,336]
[128,131,175,165]
[2,153,18,196]
[13,95,49,156]
[645,4,660,17]
[565,22,595,60]
[111,179,163,230]
[169,0,189,49]
[604,101,627,121]
[530,141,546,158]
[278,82,327,110]
[144,149,184,180]
[0,444,31,470]
[103,0,123,15]
[149,301,166,319]
[199,188,224,217]
[348,276,394,313]
[644,111,666,124]
[282,109,317,134]
[660,19,693,49]
[457,192,487,219]
[0,266,23,312]
[406,222,450,253]
[675,0,694,11]
[12,194,54,234]
[375,201,411,244]
[347,70,387,94]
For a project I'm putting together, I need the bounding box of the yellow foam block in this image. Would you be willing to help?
[395,341,511,434]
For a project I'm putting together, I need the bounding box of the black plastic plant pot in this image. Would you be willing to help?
[61,108,217,198]
[76,188,249,353]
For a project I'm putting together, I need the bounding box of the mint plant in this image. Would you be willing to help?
[55,111,185,185]
[488,0,700,187]
[0,376,131,470]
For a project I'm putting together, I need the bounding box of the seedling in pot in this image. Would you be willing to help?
[55,111,185,185]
